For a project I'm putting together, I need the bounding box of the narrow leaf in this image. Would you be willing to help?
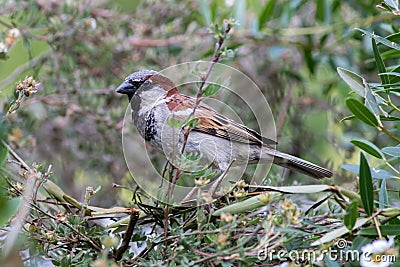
[341,164,396,179]
[359,153,374,216]
[212,192,282,216]
[372,38,390,89]
[258,0,275,30]
[363,82,381,122]
[382,146,400,157]
[344,200,359,231]
[345,98,379,127]
[337,67,364,96]
[311,218,370,246]
[350,139,384,159]
[379,179,389,209]
[356,28,400,51]
[358,225,400,236]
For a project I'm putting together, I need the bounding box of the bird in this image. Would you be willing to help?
[115,70,333,179]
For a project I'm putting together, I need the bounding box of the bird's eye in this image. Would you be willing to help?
[128,79,143,87]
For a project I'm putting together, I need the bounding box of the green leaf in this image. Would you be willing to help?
[0,196,22,228]
[356,28,400,50]
[382,146,400,157]
[344,200,358,231]
[386,32,400,43]
[345,98,379,127]
[341,164,396,179]
[212,192,282,216]
[202,83,221,97]
[167,116,185,129]
[379,179,389,209]
[350,139,384,159]
[359,153,374,216]
[363,82,381,121]
[358,225,400,236]
[187,117,201,129]
[0,145,8,167]
[311,218,370,246]
[258,0,275,30]
[337,67,364,96]
[372,38,390,89]
[316,0,330,24]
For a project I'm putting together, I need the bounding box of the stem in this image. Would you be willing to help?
[165,21,234,203]
[373,216,383,240]
[113,208,140,261]
[180,23,232,154]
[379,126,400,142]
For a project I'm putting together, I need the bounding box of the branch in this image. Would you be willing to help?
[180,21,233,154]
[113,208,140,261]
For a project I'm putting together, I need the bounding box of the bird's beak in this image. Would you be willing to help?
[115,80,135,95]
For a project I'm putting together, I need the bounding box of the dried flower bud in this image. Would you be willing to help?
[236,180,246,188]
[259,192,272,204]
[55,211,67,222]
[220,213,233,223]
[216,232,228,247]
[195,177,210,186]
[233,188,246,199]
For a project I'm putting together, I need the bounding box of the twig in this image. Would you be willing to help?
[373,216,383,240]
[180,21,233,154]
[165,21,234,201]
[128,227,233,265]
[379,126,400,142]
[1,140,31,171]
[29,202,103,252]
[0,18,13,29]
[208,160,234,197]
[113,208,140,261]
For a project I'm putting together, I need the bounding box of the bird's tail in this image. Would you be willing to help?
[263,148,333,179]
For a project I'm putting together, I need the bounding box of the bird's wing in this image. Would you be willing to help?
[194,110,277,146]
[166,93,277,146]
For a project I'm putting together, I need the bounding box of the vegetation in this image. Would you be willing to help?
[0,0,399,266]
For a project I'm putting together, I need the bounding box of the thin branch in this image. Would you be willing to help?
[180,22,233,154]
[379,126,400,142]
[113,208,140,261]
[373,216,383,240]
[0,18,13,29]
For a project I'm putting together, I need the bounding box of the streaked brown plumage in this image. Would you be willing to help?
[116,70,333,179]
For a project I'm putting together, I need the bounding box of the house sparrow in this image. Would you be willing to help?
[116,70,333,179]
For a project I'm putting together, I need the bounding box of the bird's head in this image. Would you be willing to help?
[115,70,177,100]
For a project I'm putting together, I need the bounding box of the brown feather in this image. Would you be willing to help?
[165,92,277,146]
